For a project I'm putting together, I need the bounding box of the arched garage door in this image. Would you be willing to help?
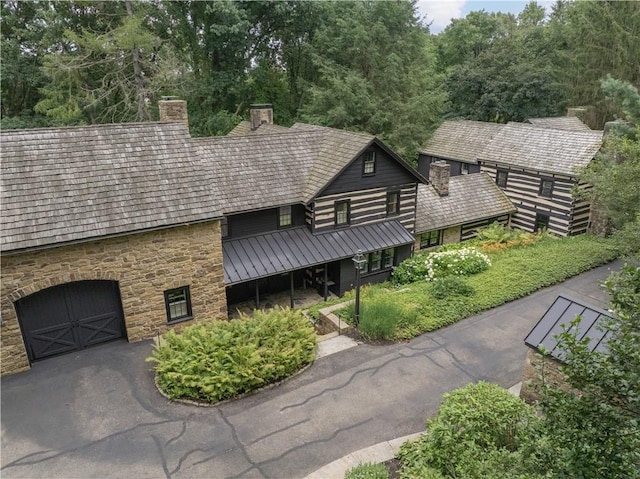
[16,280,126,362]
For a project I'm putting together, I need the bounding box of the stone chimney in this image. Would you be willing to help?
[250,103,273,130]
[429,161,450,197]
[159,97,189,128]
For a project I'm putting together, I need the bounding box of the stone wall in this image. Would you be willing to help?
[1,221,227,375]
[520,348,574,404]
[414,226,462,251]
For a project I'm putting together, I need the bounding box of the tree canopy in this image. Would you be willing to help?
[2,0,639,160]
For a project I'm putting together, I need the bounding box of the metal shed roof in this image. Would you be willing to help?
[223,220,415,285]
[524,295,613,362]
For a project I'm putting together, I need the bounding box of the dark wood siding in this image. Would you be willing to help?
[335,244,411,296]
[418,154,480,178]
[313,185,417,233]
[320,144,418,196]
[480,163,578,236]
[226,204,306,239]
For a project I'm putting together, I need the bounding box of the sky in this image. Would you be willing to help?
[416,0,557,33]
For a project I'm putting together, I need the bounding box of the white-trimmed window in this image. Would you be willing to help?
[335,200,350,226]
[362,151,376,175]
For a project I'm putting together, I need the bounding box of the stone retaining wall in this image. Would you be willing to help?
[1,221,227,375]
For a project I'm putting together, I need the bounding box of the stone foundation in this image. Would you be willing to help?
[1,221,227,375]
[520,348,574,403]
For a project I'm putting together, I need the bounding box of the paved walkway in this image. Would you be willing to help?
[0,261,621,479]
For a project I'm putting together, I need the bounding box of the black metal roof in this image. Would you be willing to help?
[524,295,613,362]
[223,220,415,285]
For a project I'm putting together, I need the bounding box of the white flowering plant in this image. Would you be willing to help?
[424,248,491,281]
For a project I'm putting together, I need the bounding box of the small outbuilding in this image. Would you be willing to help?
[520,295,612,403]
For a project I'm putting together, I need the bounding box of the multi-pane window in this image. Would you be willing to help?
[461,163,469,175]
[539,179,554,198]
[370,251,382,272]
[534,213,550,232]
[496,169,508,188]
[221,216,228,238]
[279,205,292,227]
[359,248,395,275]
[386,191,400,216]
[420,230,441,249]
[334,200,350,226]
[165,286,192,323]
[362,151,376,175]
[383,248,395,269]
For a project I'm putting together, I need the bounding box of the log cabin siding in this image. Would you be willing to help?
[480,163,580,236]
[418,154,481,178]
[313,184,417,233]
[319,145,419,196]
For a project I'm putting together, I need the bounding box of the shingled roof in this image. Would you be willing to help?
[526,116,590,131]
[420,120,504,163]
[197,123,388,214]
[478,122,603,176]
[415,173,515,233]
[1,122,222,252]
[226,120,291,136]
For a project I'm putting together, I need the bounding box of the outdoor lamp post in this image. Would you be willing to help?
[352,249,366,328]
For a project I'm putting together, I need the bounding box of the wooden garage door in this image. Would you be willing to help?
[16,280,126,361]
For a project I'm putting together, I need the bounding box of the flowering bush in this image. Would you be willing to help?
[391,252,430,285]
[424,248,491,281]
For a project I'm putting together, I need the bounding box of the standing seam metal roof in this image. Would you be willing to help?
[222,220,415,284]
[524,295,613,362]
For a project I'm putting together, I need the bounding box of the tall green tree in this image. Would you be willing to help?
[579,77,640,254]
[299,0,446,161]
[550,0,640,128]
[443,3,566,123]
[34,0,175,124]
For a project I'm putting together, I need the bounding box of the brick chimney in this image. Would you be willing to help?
[250,103,273,130]
[429,161,450,197]
[159,97,189,128]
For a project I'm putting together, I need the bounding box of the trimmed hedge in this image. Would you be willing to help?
[148,307,316,403]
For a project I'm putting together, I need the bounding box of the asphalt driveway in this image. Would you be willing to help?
[1,260,621,479]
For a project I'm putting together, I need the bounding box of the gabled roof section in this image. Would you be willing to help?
[415,173,515,233]
[227,120,291,137]
[526,116,590,131]
[420,120,504,163]
[524,295,613,362]
[223,219,415,284]
[478,122,603,176]
[1,122,222,253]
[194,131,320,214]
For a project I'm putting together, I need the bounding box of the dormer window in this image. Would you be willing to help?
[362,151,376,176]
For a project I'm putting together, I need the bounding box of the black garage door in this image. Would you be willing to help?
[16,280,126,362]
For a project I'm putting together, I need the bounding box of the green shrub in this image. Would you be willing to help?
[430,276,474,299]
[398,382,544,479]
[425,247,491,280]
[392,251,430,285]
[148,307,316,403]
[344,462,389,479]
[476,222,529,243]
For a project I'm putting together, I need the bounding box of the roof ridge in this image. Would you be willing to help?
[0,121,188,135]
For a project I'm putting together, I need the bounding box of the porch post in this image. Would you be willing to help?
[255,280,260,308]
[324,263,329,301]
[290,272,295,309]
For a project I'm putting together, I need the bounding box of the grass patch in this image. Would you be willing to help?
[354,235,619,340]
[344,462,389,479]
[148,307,316,403]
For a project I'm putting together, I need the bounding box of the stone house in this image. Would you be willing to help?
[1,119,227,375]
[414,161,516,250]
[520,295,612,403]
